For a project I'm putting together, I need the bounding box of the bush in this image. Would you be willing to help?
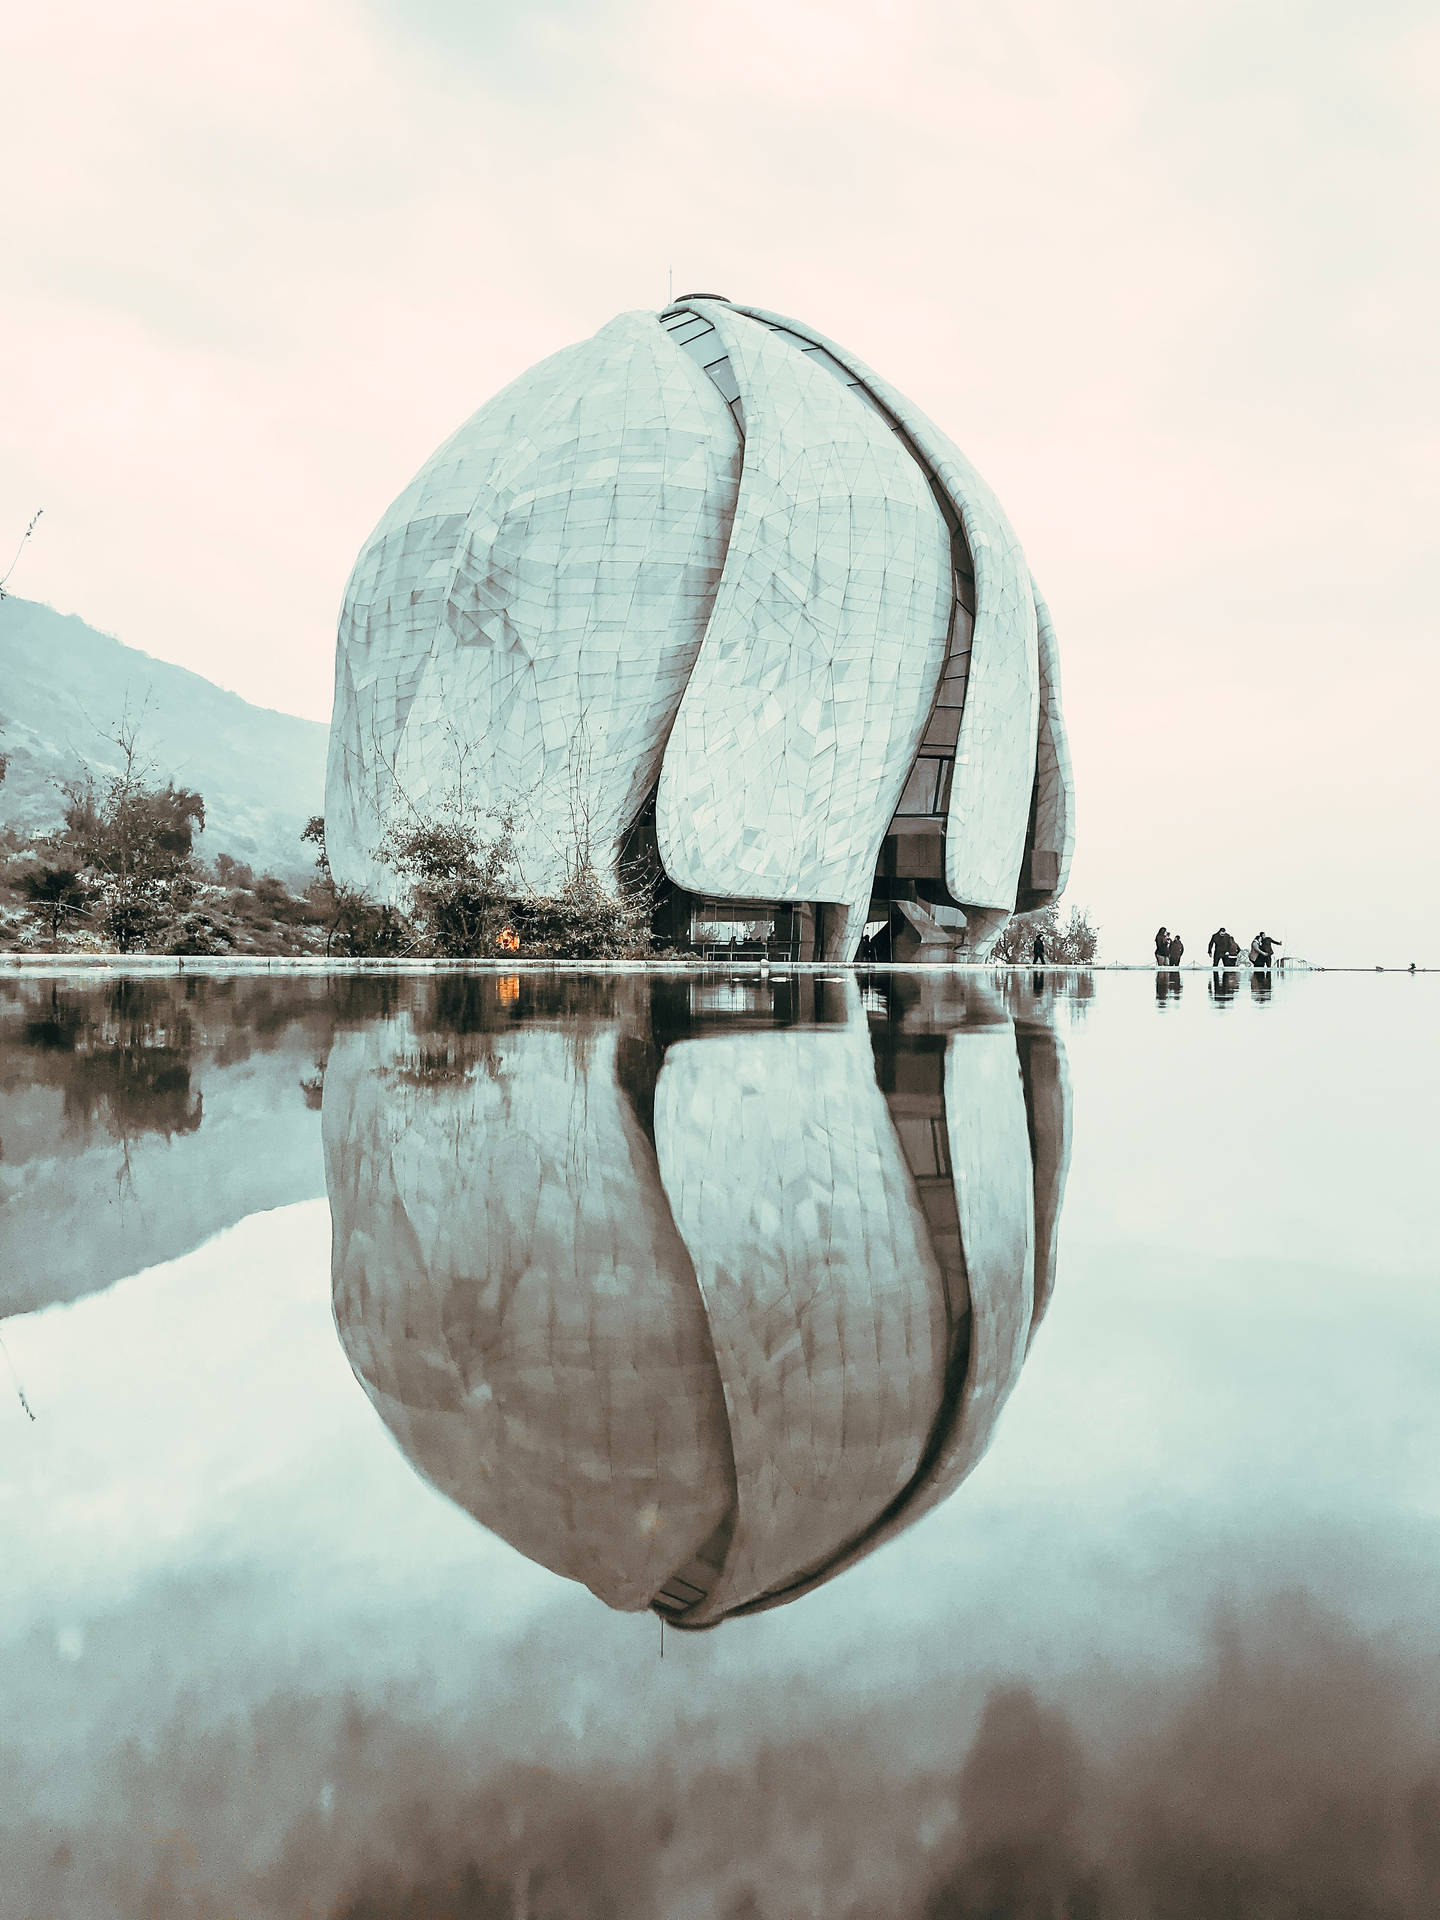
[513,864,656,960]
[379,803,655,960]
[59,723,205,951]
[21,866,88,941]
[163,911,237,956]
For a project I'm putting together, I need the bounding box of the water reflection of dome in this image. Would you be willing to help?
[326,975,1070,1625]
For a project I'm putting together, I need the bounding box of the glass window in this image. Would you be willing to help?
[896,758,950,816]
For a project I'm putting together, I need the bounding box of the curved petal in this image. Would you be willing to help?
[1016,574,1076,911]
[327,312,741,897]
[730,303,1041,913]
[655,303,952,907]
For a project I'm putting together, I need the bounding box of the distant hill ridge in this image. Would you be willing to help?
[0,597,327,879]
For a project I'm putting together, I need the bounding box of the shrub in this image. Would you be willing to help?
[379,801,656,960]
[513,864,656,960]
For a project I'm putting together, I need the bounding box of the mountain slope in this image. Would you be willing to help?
[0,597,328,878]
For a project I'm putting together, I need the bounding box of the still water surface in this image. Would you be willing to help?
[1,967,1437,1916]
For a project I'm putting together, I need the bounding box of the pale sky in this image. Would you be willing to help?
[2,0,1436,963]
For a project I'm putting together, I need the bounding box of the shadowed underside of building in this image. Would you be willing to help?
[327,299,1074,960]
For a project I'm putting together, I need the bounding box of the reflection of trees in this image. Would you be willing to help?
[0,974,418,1152]
[0,971,441,1325]
[10,981,202,1145]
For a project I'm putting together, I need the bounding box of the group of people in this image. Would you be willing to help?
[1154,925,1282,970]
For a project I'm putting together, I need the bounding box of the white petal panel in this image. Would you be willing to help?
[651,1015,951,1620]
[1018,574,1076,909]
[655,303,952,907]
[730,304,1041,912]
[327,312,741,898]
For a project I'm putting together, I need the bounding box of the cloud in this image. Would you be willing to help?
[1,0,1435,960]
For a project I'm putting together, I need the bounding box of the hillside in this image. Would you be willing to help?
[0,597,328,879]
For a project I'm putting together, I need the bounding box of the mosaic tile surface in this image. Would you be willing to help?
[655,304,951,912]
[327,313,741,898]
[731,303,1042,915]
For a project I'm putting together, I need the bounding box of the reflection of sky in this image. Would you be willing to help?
[3,974,1439,1803]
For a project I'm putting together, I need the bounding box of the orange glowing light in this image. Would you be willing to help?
[495,926,520,953]
[497,974,520,1005]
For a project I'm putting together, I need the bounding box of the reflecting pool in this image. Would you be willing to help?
[2,968,1437,1918]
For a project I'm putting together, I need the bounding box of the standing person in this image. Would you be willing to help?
[1154,926,1170,964]
[1208,926,1232,968]
[1032,931,1046,965]
[1255,931,1281,970]
[1168,931,1184,966]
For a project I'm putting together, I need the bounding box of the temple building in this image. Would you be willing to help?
[326,299,1073,960]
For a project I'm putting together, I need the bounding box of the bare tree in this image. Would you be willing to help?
[59,705,205,951]
[0,508,42,603]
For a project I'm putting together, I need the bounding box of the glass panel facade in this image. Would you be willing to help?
[895,757,951,818]
[660,306,746,434]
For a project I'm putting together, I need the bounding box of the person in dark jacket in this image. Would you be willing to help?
[1250,931,1281,971]
[1032,933,1045,964]
[1208,926,1233,967]
[1167,932,1184,965]
[1154,926,1171,964]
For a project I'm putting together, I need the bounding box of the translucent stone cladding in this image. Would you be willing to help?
[729,304,1060,914]
[326,298,1074,948]
[653,304,953,907]
[327,313,741,899]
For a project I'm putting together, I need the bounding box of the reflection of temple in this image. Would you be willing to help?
[327,974,1070,1625]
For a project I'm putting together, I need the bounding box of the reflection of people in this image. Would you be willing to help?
[1154,926,1170,964]
[326,976,1070,1627]
[1209,968,1238,1008]
[1155,968,1183,1005]
[1167,932,1184,966]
